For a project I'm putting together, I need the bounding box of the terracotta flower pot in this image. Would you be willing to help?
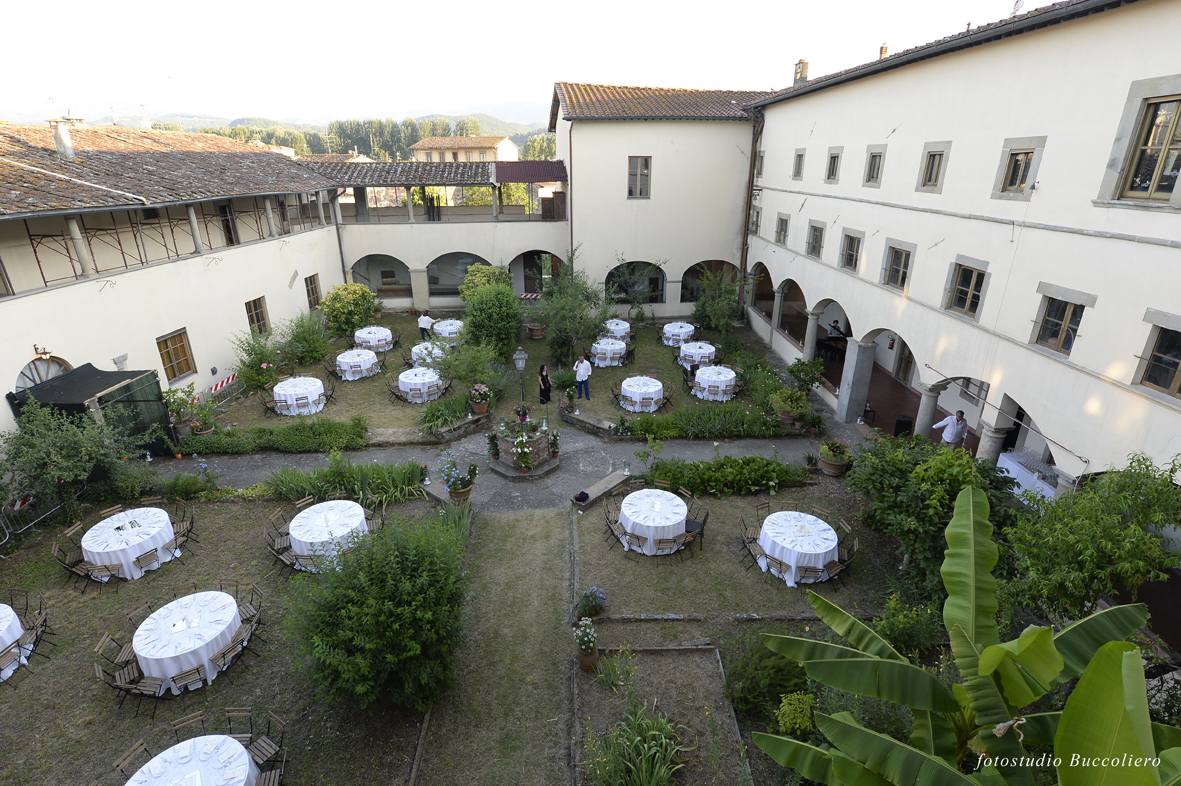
[521,467,530,474]
[471,400,489,416]
[527,323,546,340]
[577,650,600,672]
[448,486,473,503]
[194,426,214,436]
[552,451,559,459]
[819,458,849,477]
[174,453,183,459]
[806,464,819,475]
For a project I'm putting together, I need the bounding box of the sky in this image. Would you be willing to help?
[4,0,1049,127]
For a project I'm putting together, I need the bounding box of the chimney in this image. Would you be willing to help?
[879,44,888,60]
[48,119,76,161]
[793,59,809,86]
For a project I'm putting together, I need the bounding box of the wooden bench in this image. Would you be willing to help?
[572,470,630,511]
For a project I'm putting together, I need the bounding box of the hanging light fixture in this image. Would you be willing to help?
[33,344,52,360]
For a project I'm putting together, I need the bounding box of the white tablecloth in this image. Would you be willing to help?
[679,342,716,368]
[336,349,377,381]
[757,512,839,587]
[82,507,176,581]
[997,453,1056,498]
[411,342,446,368]
[126,735,259,786]
[663,322,694,346]
[273,377,325,415]
[134,592,240,695]
[289,500,368,568]
[620,377,663,412]
[591,338,626,367]
[619,490,688,556]
[355,326,393,350]
[433,319,464,345]
[0,604,28,682]
[604,319,630,338]
[694,366,737,401]
[398,368,443,403]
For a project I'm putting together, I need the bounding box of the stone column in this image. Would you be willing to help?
[770,289,784,334]
[404,188,415,223]
[1054,468,1078,498]
[354,187,370,223]
[835,341,876,423]
[331,199,343,225]
[186,205,205,254]
[492,186,499,220]
[316,191,326,226]
[65,216,96,278]
[263,197,277,238]
[802,311,821,360]
[409,268,430,312]
[975,423,1007,463]
[914,384,944,438]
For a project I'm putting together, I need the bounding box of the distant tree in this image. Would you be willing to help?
[453,117,482,136]
[522,133,556,160]
[151,122,184,132]
[304,131,328,154]
[423,118,452,137]
[459,183,529,208]
[400,117,421,152]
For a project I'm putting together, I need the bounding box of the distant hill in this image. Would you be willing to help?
[415,112,536,138]
[85,113,232,130]
[228,117,326,133]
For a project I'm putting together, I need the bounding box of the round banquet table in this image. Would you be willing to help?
[757,512,840,587]
[620,376,663,412]
[604,319,630,338]
[591,338,625,367]
[354,325,393,350]
[273,377,325,415]
[289,500,368,568]
[433,319,464,345]
[0,604,29,682]
[618,489,688,556]
[398,368,443,403]
[125,735,259,786]
[134,592,241,694]
[81,507,176,581]
[335,348,377,381]
[694,366,737,401]
[411,341,446,368]
[663,322,694,346]
[679,341,716,368]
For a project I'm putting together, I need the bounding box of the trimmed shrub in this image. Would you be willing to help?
[277,311,333,365]
[319,282,380,337]
[465,283,522,359]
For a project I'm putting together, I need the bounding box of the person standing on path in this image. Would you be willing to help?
[933,410,968,448]
[574,355,592,401]
[418,310,435,340]
[538,364,552,404]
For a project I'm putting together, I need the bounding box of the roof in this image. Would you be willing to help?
[549,82,771,130]
[6,363,151,415]
[495,160,568,184]
[409,136,511,150]
[296,160,494,186]
[297,153,373,163]
[0,125,334,217]
[750,0,1141,109]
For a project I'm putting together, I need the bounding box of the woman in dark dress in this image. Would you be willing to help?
[538,364,552,404]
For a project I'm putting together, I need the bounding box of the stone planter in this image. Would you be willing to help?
[496,432,550,469]
[448,486,473,503]
[819,458,849,477]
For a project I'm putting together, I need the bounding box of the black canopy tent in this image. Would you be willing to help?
[6,364,172,454]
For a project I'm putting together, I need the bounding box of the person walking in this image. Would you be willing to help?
[574,355,593,401]
[933,410,968,448]
[418,310,435,340]
[538,364,552,404]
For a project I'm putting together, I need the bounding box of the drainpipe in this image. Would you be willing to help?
[567,121,574,254]
[65,216,96,277]
[186,204,205,254]
[737,108,764,312]
[330,193,349,284]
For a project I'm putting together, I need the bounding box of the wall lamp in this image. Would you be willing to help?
[33,344,52,360]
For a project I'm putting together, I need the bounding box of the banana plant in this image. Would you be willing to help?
[754,486,1179,785]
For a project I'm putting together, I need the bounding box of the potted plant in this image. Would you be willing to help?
[819,438,853,477]
[487,432,500,461]
[573,618,599,672]
[804,412,825,436]
[576,586,607,620]
[162,383,199,436]
[165,437,184,460]
[514,435,534,473]
[512,402,534,423]
[804,451,819,475]
[550,430,560,459]
[191,398,217,435]
[469,384,493,416]
[527,322,547,340]
[438,450,478,503]
[769,388,808,425]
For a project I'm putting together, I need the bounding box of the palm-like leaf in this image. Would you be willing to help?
[1051,604,1150,687]
[761,633,878,663]
[815,712,978,785]
[979,625,1064,708]
[805,658,959,713]
[1160,747,1181,785]
[911,710,957,765]
[752,733,894,786]
[941,487,999,650]
[808,590,906,661]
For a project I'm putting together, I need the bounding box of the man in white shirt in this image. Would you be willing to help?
[933,410,968,448]
[417,310,435,340]
[574,354,593,400]
[827,320,844,337]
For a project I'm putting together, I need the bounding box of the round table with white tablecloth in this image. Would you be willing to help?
[411,341,446,368]
[619,376,663,412]
[273,376,325,415]
[618,489,688,556]
[433,319,464,345]
[133,592,241,695]
[757,512,840,587]
[604,319,630,338]
[679,341,715,368]
[81,507,176,581]
[398,368,443,403]
[662,322,694,346]
[354,325,393,350]
[289,500,369,568]
[591,338,625,367]
[0,604,29,682]
[125,735,259,786]
[335,348,377,381]
[693,366,737,401]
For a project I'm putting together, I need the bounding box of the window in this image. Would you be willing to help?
[628,156,651,198]
[1003,151,1034,192]
[922,152,944,187]
[748,206,761,235]
[1036,298,1084,354]
[866,153,882,183]
[806,225,824,257]
[245,297,269,335]
[1142,327,1181,397]
[452,152,459,162]
[991,137,1046,201]
[304,274,321,310]
[949,265,986,316]
[466,151,472,162]
[425,152,433,162]
[774,216,789,245]
[480,151,487,161]
[157,330,194,382]
[958,378,990,404]
[824,147,843,184]
[756,152,764,177]
[886,247,910,289]
[916,142,952,194]
[793,149,805,180]
[1122,97,1181,201]
[840,234,861,270]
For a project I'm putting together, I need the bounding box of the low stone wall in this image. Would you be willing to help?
[558,409,626,440]
[431,411,492,443]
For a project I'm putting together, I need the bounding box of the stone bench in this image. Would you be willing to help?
[572,469,629,511]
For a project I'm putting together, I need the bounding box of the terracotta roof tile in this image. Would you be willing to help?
[296,153,372,163]
[550,83,770,129]
[494,160,568,184]
[297,160,493,186]
[409,136,511,150]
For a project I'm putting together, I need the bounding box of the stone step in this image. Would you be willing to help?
[571,469,629,510]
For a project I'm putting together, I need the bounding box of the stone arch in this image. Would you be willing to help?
[507,249,563,295]
[680,260,739,303]
[749,262,775,319]
[352,254,411,297]
[427,251,491,296]
[605,260,666,304]
[776,279,809,342]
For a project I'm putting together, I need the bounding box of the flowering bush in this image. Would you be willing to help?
[513,435,534,469]
[512,402,535,420]
[469,384,493,404]
[573,618,597,654]
[578,586,607,617]
[550,430,560,454]
[437,450,478,491]
[819,438,852,463]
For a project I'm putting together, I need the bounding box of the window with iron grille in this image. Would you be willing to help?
[748,207,761,235]
[922,152,944,187]
[628,156,651,198]
[245,297,269,335]
[866,153,883,184]
[886,247,910,289]
[793,152,804,179]
[774,216,789,245]
[949,265,986,316]
[1122,97,1181,201]
[305,274,321,310]
[1036,298,1084,354]
[1003,151,1035,192]
[1141,327,1181,397]
[157,329,194,382]
[841,234,861,270]
[806,225,824,257]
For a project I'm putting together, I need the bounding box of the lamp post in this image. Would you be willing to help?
[512,346,528,410]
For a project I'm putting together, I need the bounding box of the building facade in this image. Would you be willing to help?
[409,136,519,163]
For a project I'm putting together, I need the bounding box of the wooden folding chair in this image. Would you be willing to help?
[623,532,647,553]
[606,519,626,550]
[171,580,196,601]
[811,505,832,519]
[257,748,288,786]
[766,556,794,584]
[133,548,160,575]
[797,565,826,591]
[295,496,315,509]
[653,537,679,561]
[225,707,254,746]
[741,540,767,571]
[113,739,152,777]
[652,479,671,490]
[99,505,123,518]
[247,712,287,767]
[824,560,846,587]
[269,508,289,534]
[239,585,264,621]
[674,531,697,561]
[210,641,245,682]
[0,646,25,687]
[837,519,852,534]
[171,710,206,743]
[170,665,206,701]
[754,501,770,519]
[294,396,311,413]
[61,522,85,547]
[122,601,152,626]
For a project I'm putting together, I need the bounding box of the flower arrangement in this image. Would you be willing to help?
[573,618,597,655]
[469,384,493,404]
[820,438,852,463]
[550,430,561,455]
[578,586,607,618]
[513,435,534,469]
[512,402,535,421]
[487,432,500,459]
[438,450,478,491]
